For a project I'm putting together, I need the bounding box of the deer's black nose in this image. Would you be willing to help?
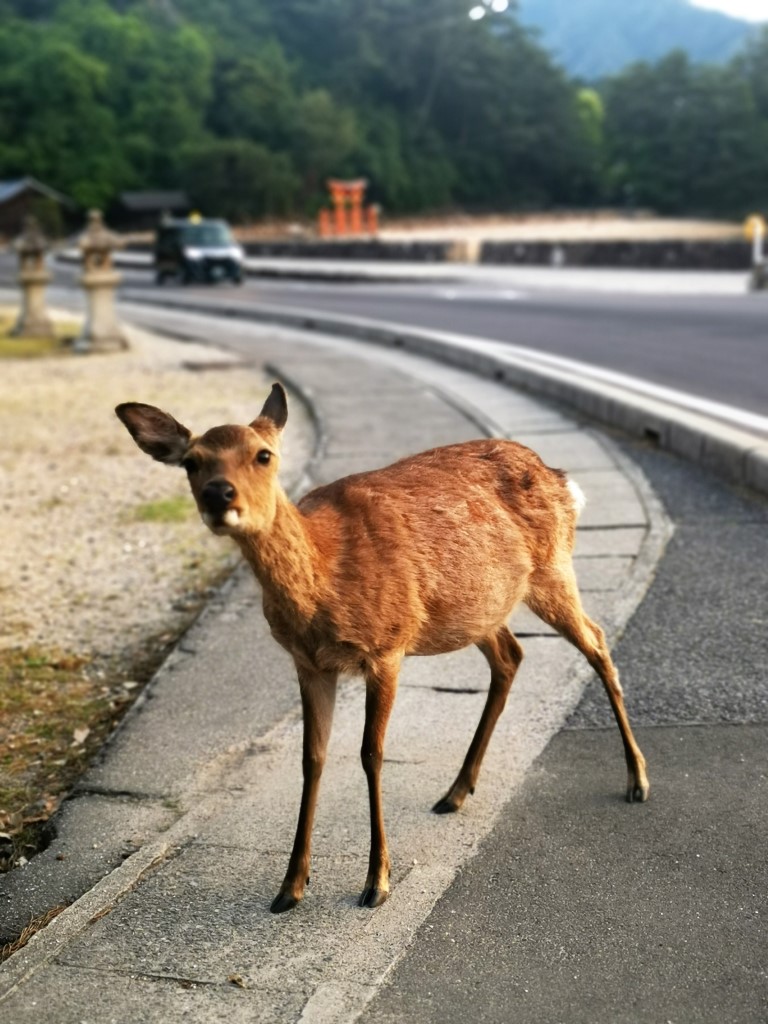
[201,478,237,514]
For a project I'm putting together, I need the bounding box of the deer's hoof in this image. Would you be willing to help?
[270,891,301,914]
[627,782,650,803]
[432,795,460,815]
[359,885,389,909]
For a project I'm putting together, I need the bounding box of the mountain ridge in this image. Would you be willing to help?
[515,0,760,78]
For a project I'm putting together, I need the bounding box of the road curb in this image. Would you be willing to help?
[0,840,173,1000]
[122,294,768,499]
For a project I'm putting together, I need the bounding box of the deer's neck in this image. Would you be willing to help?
[237,491,325,623]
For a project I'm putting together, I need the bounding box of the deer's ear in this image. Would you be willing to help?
[115,403,192,465]
[252,382,288,432]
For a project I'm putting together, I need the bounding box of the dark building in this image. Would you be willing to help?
[111,190,191,230]
[0,177,76,239]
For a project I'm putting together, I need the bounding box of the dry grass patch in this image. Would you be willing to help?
[1,904,68,963]
[0,309,81,358]
[0,646,121,866]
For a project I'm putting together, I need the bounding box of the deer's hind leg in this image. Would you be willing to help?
[433,625,523,815]
[526,566,649,803]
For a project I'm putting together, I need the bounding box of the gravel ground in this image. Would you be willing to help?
[0,318,312,670]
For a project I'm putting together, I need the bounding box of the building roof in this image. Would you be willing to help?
[0,176,75,208]
[118,191,190,212]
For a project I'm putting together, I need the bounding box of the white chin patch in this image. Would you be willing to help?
[223,509,241,528]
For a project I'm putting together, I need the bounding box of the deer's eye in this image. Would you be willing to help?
[255,449,271,465]
[181,456,199,474]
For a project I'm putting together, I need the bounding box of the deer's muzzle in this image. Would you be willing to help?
[201,478,237,515]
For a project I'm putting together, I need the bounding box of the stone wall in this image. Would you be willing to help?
[127,237,752,270]
[242,239,451,262]
[480,239,752,270]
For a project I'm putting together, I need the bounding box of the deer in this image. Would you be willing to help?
[116,382,649,913]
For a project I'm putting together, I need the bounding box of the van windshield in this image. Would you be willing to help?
[180,223,233,247]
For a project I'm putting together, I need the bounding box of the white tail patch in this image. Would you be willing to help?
[567,478,587,517]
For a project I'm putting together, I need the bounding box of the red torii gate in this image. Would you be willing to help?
[318,179,378,237]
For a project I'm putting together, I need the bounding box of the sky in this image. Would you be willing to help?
[690,0,768,20]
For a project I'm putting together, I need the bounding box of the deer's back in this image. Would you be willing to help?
[292,439,576,659]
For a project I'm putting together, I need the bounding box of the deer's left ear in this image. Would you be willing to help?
[116,402,192,465]
[251,382,288,432]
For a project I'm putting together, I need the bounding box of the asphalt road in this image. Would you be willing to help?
[252,281,768,413]
[119,272,768,419]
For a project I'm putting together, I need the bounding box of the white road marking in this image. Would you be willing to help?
[486,339,768,437]
[437,287,523,302]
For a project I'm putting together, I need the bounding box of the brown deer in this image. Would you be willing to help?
[116,383,648,913]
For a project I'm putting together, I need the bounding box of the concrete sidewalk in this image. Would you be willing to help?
[0,318,669,1022]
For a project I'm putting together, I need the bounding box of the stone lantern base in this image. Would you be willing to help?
[74,271,128,353]
[11,269,55,339]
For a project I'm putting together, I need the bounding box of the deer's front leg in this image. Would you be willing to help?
[271,668,338,913]
[359,657,400,908]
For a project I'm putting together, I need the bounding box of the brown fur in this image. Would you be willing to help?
[116,383,648,914]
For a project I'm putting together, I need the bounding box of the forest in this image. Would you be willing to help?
[1,0,767,225]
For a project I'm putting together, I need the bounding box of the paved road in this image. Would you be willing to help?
[2,251,764,418]
[223,278,768,418]
[123,269,768,419]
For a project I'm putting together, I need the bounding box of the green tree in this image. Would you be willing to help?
[179,138,299,221]
[736,26,768,119]
[410,12,604,207]
[0,24,127,207]
[602,50,766,215]
[208,44,295,150]
[291,89,362,205]
[53,0,213,187]
[167,0,272,55]
[730,25,768,213]
[9,0,766,221]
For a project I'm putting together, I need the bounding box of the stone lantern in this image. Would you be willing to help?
[74,209,127,353]
[10,215,55,339]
